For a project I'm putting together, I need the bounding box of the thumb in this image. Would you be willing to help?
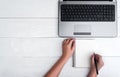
[91,54,95,65]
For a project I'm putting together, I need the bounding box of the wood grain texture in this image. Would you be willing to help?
[0,56,120,77]
[0,19,58,37]
[0,0,119,77]
[0,0,119,17]
[0,0,58,17]
[0,18,120,37]
[0,38,65,57]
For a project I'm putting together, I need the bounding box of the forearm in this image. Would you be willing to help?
[87,69,97,77]
[45,56,69,77]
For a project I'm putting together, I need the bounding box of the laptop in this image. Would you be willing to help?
[58,0,117,38]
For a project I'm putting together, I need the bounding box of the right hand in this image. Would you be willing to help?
[89,54,104,75]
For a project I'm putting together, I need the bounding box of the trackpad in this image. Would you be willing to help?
[74,25,91,35]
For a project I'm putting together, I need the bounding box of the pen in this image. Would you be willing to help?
[94,53,99,75]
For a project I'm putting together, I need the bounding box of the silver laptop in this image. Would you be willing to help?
[58,0,117,38]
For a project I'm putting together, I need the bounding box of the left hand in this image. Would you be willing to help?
[62,39,76,59]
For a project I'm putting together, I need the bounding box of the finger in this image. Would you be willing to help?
[63,39,67,45]
[68,39,73,45]
[71,38,75,41]
[95,54,102,61]
[71,40,76,51]
[91,54,95,64]
[95,55,103,66]
[68,38,73,44]
[95,54,102,57]
[66,39,70,44]
[70,38,75,44]
[67,38,74,44]
[63,39,66,44]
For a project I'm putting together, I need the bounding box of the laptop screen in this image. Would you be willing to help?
[63,0,112,1]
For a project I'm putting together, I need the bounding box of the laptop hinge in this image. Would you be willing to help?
[63,0,113,1]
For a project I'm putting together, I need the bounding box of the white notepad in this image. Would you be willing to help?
[74,38,120,68]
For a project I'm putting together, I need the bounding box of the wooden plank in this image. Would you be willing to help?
[0,56,87,77]
[0,0,119,18]
[0,56,120,77]
[0,0,58,17]
[0,18,119,37]
[0,38,64,57]
[0,19,58,37]
[0,56,60,77]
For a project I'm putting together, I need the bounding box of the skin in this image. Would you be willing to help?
[45,38,104,77]
[87,54,104,77]
[45,39,75,77]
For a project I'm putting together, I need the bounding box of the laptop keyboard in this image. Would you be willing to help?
[61,5,115,21]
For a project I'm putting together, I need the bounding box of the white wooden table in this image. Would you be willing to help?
[0,0,120,77]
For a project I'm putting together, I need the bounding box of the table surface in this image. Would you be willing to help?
[0,0,120,77]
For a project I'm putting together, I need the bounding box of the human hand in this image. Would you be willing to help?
[88,54,104,77]
[62,39,76,59]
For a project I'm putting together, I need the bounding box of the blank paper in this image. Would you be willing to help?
[75,38,120,67]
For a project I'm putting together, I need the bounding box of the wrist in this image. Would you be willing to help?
[88,69,97,77]
[61,55,70,61]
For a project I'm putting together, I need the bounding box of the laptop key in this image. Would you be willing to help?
[61,4,115,22]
